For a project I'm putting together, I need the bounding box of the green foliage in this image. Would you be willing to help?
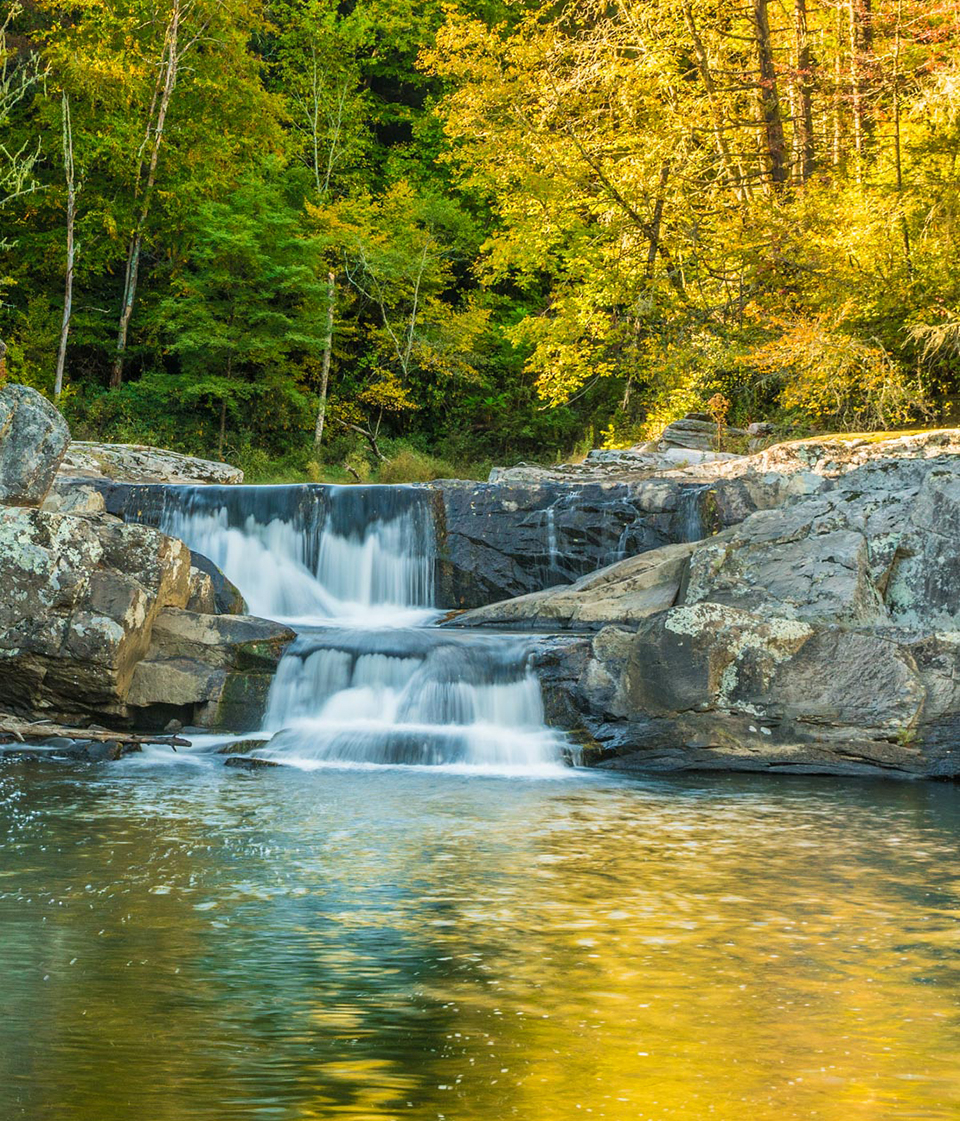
[377,443,456,483]
[2,0,959,469]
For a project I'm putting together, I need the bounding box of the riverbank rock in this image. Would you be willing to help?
[126,609,294,731]
[0,507,191,722]
[41,480,107,517]
[434,477,758,609]
[454,543,696,630]
[532,454,960,777]
[658,412,747,453]
[0,384,71,506]
[59,442,243,485]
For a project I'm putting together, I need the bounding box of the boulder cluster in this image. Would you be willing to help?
[465,432,960,777]
[0,385,291,740]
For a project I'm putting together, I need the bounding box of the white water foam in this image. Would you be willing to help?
[255,634,568,770]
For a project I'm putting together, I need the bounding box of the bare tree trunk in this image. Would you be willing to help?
[218,397,227,460]
[218,350,233,460]
[645,161,670,278]
[680,0,750,202]
[55,92,76,400]
[754,0,788,190]
[111,0,183,388]
[337,420,385,461]
[313,271,336,448]
[892,0,911,266]
[794,0,816,183]
[848,0,874,173]
[832,3,843,166]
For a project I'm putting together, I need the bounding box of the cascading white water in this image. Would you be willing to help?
[149,484,568,771]
[257,631,564,770]
[158,485,435,624]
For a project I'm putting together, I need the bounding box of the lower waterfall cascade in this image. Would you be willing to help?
[155,484,569,771]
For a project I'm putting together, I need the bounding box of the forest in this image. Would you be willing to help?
[1,0,959,481]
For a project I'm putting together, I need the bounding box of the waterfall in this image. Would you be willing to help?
[150,483,567,771]
[157,484,435,624]
[676,485,711,543]
[257,630,564,770]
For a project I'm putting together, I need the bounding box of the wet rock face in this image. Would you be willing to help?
[434,478,736,609]
[0,507,191,722]
[0,384,71,507]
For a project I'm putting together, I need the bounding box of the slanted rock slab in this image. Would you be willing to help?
[59,442,243,485]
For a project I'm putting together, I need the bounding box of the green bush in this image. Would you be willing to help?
[376,446,457,484]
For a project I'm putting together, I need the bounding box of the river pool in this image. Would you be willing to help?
[2,760,959,1120]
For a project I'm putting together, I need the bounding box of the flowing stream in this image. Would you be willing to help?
[155,484,566,771]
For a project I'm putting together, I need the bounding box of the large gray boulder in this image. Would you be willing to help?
[528,455,960,777]
[684,458,960,628]
[0,508,191,722]
[126,608,294,730]
[0,384,71,506]
[550,606,956,777]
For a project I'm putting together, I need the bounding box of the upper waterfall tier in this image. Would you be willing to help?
[151,484,436,624]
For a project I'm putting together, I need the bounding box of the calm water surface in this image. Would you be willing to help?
[1,758,959,1121]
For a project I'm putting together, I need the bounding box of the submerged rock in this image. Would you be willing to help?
[224,755,282,770]
[0,384,71,507]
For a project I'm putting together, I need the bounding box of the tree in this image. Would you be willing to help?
[54,92,77,399]
[154,174,327,458]
[323,180,489,456]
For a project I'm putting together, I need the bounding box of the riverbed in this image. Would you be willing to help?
[2,761,959,1120]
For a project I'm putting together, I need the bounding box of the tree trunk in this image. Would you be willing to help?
[338,420,385,462]
[848,0,874,172]
[680,0,750,202]
[645,161,670,278]
[111,1,182,388]
[892,0,911,267]
[794,0,816,183]
[55,93,76,400]
[754,0,788,190]
[313,271,336,448]
[832,3,843,166]
[218,397,227,461]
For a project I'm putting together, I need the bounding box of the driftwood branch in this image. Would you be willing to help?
[0,719,188,750]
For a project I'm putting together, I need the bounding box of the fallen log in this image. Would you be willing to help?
[0,718,188,750]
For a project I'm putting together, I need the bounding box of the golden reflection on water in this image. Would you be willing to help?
[1,764,959,1121]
